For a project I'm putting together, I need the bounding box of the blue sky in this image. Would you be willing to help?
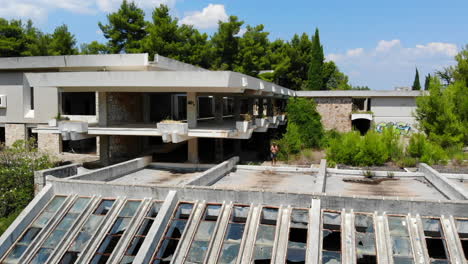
[1,0,467,90]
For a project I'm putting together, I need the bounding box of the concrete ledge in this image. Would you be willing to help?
[419,163,468,200]
[148,162,214,171]
[34,163,81,194]
[68,156,152,182]
[327,168,424,177]
[185,156,239,186]
[313,159,327,193]
[237,165,319,173]
[0,185,54,258]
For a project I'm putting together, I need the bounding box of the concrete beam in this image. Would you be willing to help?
[239,205,262,263]
[342,210,356,264]
[419,163,468,200]
[440,215,465,264]
[274,206,291,262]
[375,213,391,264]
[306,199,321,264]
[185,156,239,186]
[312,159,327,193]
[206,202,232,264]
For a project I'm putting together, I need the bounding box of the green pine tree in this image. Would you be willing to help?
[307,28,324,90]
[49,24,78,55]
[412,68,421,90]
[211,16,244,70]
[424,74,431,90]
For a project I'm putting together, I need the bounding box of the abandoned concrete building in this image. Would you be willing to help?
[0,157,467,264]
[297,90,422,135]
[0,54,293,163]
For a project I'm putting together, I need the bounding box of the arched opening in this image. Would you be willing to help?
[352,119,371,135]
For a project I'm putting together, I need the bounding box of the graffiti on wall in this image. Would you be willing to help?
[376,122,411,135]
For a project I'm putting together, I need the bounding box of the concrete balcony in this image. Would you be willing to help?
[254,118,269,132]
[351,113,373,121]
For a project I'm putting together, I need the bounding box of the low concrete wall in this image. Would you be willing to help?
[148,162,214,171]
[313,159,327,193]
[69,156,152,182]
[185,157,239,186]
[419,163,468,200]
[236,165,319,173]
[34,163,81,194]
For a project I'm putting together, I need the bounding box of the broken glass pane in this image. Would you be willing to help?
[83,215,104,234]
[109,218,131,235]
[323,212,341,230]
[255,225,276,245]
[60,252,79,264]
[155,239,178,260]
[422,218,442,237]
[322,251,341,264]
[357,254,377,264]
[456,219,468,238]
[218,243,240,264]
[94,200,114,215]
[175,203,193,219]
[426,238,447,259]
[388,216,409,237]
[231,206,249,223]
[166,220,187,239]
[18,227,41,245]
[355,215,374,233]
[119,201,141,217]
[204,205,221,221]
[253,245,273,261]
[69,232,92,252]
[135,219,154,237]
[4,245,27,261]
[147,203,162,218]
[290,210,308,229]
[288,228,307,248]
[97,235,121,254]
[225,223,245,242]
[90,254,109,264]
[356,232,376,255]
[392,237,413,256]
[323,230,341,251]
[126,237,145,256]
[260,208,278,225]
[194,221,216,241]
[186,241,209,263]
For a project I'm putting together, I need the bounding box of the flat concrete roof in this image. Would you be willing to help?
[212,169,319,192]
[109,167,205,185]
[296,90,425,98]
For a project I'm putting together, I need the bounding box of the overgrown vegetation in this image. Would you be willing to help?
[0,139,55,235]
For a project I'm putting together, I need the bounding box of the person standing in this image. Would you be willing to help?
[270,143,279,166]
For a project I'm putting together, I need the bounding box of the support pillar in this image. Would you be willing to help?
[258,98,265,117]
[233,97,241,121]
[214,95,224,124]
[267,98,274,117]
[99,135,110,165]
[187,92,198,129]
[98,92,108,127]
[143,93,151,123]
[247,98,254,116]
[187,138,199,163]
[215,139,224,162]
[5,124,26,147]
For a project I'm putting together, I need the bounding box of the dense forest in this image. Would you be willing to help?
[0,0,369,91]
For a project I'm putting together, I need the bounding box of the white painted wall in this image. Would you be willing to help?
[371,97,418,130]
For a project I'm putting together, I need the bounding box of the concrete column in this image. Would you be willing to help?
[98,92,108,127]
[233,97,241,121]
[143,93,151,123]
[267,98,274,116]
[214,95,224,124]
[5,123,26,147]
[38,133,62,155]
[187,138,199,163]
[99,135,110,165]
[258,98,265,117]
[215,138,224,162]
[187,92,198,129]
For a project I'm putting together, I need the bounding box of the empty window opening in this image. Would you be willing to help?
[120,201,162,263]
[217,205,250,263]
[27,127,38,147]
[30,87,35,110]
[59,199,115,264]
[286,209,309,264]
[61,92,96,115]
[152,203,194,263]
[455,219,468,260]
[252,207,279,263]
[352,98,371,112]
[90,200,142,263]
[185,204,222,263]
[62,137,97,154]
[422,218,449,263]
[30,197,91,264]
[0,127,5,144]
[352,119,371,135]
[1,196,67,263]
[354,214,377,264]
[322,211,342,264]
[387,216,414,263]
[198,96,214,118]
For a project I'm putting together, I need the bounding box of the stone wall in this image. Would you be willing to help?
[313,98,352,132]
[5,123,26,146]
[38,133,62,155]
[107,92,143,125]
[109,135,142,161]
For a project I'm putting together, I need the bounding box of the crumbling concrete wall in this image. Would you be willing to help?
[5,123,26,146]
[34,163,80,194]
[313,98,352,132]
[107,92,143,125]
[109,135,142,160]
[38,133,62,155]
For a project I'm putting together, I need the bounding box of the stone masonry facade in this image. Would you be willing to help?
[107,92,143,125]
[5,123,26,147]
[38,133,62,155]
[313,98,352,132]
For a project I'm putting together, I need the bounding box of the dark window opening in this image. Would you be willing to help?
[217,205,250,263]
[352,119,371,135]
[30,87,34,110]
[62,92,96,115]
[426,238,447,259]
[355,214,377,263]
[27,127,37,147]
[62,137,97,154]
[0,127,5,144]
[286,209,308,264]
[422,218,449,262]
[455,219,468,260]
[356,255,377,264]
[198,96,213,118]
[252,207,279,263]
[352,98,366,111]
[322,211,342,263]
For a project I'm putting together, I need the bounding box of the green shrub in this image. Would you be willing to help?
[381,127,404,160]
[320,129,341,147]
[326,131,361,165]
[285,97,324,148]
[407,133,448,165]
[407,133,426,158]
[396,157,417,168]
[278,122,302,161]
[355,131,389,166]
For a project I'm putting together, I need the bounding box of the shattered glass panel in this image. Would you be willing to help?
[456,219,468,238]
[218,243,240,264]
[253,245,273,261]
[204,205,221,221]
[30,248,53,264]
[90,254,109,264]
[260,207,278,225]
[290,210,308,229]
[426,238,447,259]
[186,241,209,263]
[83,215,104,234]
[225,223,245,242]
[155,239,178,260]
[135,219,154,236]
[355,215,374,233]
[97,235,121,254]
[288,228,307,248]
[255,225,276,245]
[69,232,92,252]
[166,220,187,239]
[175,203,194,219]
[110,218,131,235]
[147,203,162,218]
[3,245,27,262]
[94,200,115,215]
[392,237,413,256]
[126,237,145,256]
[388,216,410,237]
[323,212,341,230]
[194,221,216,241]
[231,206,249,223]
[356,232,376,255]
[119,201,141,217]
[323,230,341,251]
[422,218,442,237]
[18,227,41,245]
[322,251,341,264]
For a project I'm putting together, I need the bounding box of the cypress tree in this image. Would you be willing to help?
[424,74,431,90]
[307,28,324,90]
[412,68,421,90]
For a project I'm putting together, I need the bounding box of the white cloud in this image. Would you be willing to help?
[376,39,401,52]
[326,39,458,90]
[180,4,228,29]
[96,0,176,13]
